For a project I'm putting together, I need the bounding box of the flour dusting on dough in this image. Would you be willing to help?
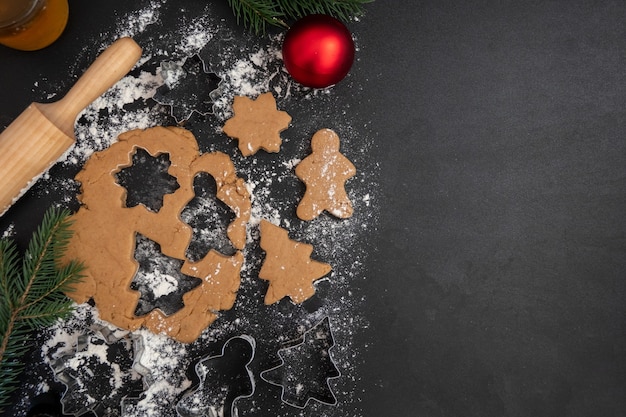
[5,1,379,416]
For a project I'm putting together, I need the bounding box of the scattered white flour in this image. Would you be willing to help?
[1,222,14,238]
[4,1,379,417]
[139,269,179,298]
[68,70,164,164]
[114,0,164,39]
[123,329,193,417]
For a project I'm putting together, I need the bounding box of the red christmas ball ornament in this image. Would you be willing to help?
[282,14,355,88]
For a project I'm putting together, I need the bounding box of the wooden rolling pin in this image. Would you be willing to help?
[0,37,142,216]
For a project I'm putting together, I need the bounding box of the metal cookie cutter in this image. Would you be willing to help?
[48,324,142,417]
[176,335,256,417]
[121,331,189,417]
[260,317,341,408]
[152,54,223,124]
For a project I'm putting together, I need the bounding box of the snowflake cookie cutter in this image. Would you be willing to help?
[152,54,223,123]
[260,317,341,408]
[176,335,256,417]
[48,324,142,417]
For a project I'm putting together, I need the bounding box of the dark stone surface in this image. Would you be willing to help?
[1,1,624,416]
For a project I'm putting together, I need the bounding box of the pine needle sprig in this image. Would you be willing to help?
[227,0,288,35]
[0,207,84,413]
[227,0,373,34]
[275,0,372,21]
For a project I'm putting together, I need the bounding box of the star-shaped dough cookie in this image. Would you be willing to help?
[222,92,291,156]
[258,220,331,304]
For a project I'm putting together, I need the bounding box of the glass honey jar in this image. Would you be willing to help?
[0,0,69,51]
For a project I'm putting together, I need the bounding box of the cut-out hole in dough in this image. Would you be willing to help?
[115,148,180,212]
[130,233,201,317]
[181,172,237,261]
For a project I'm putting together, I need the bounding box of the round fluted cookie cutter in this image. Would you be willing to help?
[48,324,142,417]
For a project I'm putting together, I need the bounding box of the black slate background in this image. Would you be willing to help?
[1,1,625,416]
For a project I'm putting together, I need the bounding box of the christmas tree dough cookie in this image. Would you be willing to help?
[295,128,356,220]
[258,220,331,304]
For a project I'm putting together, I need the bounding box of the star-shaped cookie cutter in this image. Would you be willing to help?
[152,54,223,124]
[260,317,341,408]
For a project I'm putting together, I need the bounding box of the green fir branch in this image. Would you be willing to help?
[0,207,84,413]
[226,0,287,34]
[227,0,373,34]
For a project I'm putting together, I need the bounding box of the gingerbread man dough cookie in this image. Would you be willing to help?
[63,126,251,343]
[258,220,331,305]
[222,92,292,157]
[295,129,356,220]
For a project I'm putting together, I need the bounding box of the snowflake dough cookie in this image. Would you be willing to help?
[63,126,251,343]
[295,129,356,220]
[222,92,292,156]
[258,220,331,304]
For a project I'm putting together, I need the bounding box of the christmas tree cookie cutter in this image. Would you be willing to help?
[152,54,223,123]
[260,317,341,408]
[176,335,256,417]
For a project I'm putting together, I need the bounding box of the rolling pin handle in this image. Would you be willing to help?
[39,37,143,136]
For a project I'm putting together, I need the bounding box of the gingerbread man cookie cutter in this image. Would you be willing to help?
[63,126,251,343]
[176,335,256,417]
